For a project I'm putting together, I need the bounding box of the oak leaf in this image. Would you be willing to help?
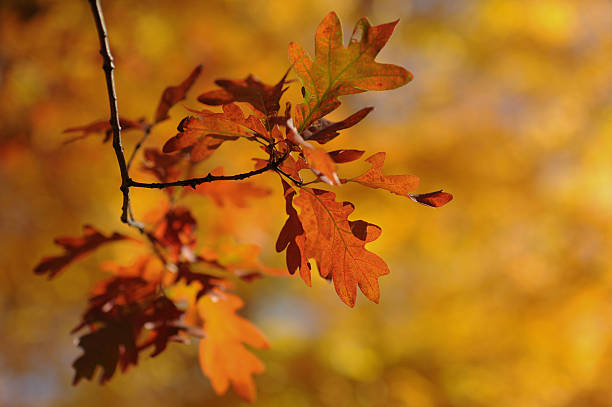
[140,147,183,183]
[328,149,365,163]
[349,152,419,196]
[163,103,266,161]
[63,117,145,144]
[198,291,269,402]
[152,206,197,261]
[197,70,290,117]
[302,107,373,144]
[410,190,454,207]
[154,64,203,123]
[276,180,311,285]
[289,12,411,130]
[34,225,132,279]
[293,188,389,307]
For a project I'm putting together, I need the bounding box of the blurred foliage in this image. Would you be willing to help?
[1,0,612,406]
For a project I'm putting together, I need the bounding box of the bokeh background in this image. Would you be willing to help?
[2,0,612,406]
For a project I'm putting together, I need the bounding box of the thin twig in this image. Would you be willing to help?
[276,167,303,186]
[87,0,132,225]
[129,156,285,189]
[127,124,152,170]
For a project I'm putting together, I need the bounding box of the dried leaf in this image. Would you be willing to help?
[328,149,365,163]
[410,190,454,207]
[303,107,373,144]
[153,206,197,261]
[198,291,269,402]
[34,225,132,279]
[276,180,311,285]
[289,12,411,129]
[350,152,419,196]
[198,70,290,116]
[154,65,203,123]
[63,117,145,144]
[163,104,264,162]
[293,188,389,307]
[140,147,183,183]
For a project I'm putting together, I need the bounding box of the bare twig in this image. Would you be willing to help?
[127,124,152,170]
[87,0,133,225]
[129,156,285,189]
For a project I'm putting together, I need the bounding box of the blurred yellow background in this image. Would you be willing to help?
[1,0,612,406]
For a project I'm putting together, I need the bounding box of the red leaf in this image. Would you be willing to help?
[63,117,145,144]
[154,64,203,123]
[276,180,311,285]
[303,107,373,144]
[328,149,365,163]
[34,225,132,279]
[163,104,265,162]
[153,206,197,261]
[197,70,290,116]
[410,190,453,207]
[140,147,183,183]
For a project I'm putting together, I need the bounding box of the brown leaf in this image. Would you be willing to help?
[163,104,265,162]
[140,147,183,183]
[293,188,389,307]
[302,107,373,144]
[276,180,311,285]
[153,206,197,261]
[63,117,145,144]
[410,190,454,207]
[350,152,419,196]
[197,70,290,116]
[154,65,203,123]
[34,225,132,279]
[328,149,365,163]
[198,291,269,402]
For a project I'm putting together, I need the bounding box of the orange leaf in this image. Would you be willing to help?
[294,188,389,307]
[289,12,411,130]
[163,104,265,162]
[276,180,311,285]
[410,190,454,207]
[350,152,419,196]
[328,149,365,163]
[302,147,340,186]
[154,64,203,123]
[198,291,269,402]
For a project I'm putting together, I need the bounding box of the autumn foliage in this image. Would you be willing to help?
[35,10,451,402]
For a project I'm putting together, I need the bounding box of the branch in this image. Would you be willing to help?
[87,0,132,225]
[129,157,284,189]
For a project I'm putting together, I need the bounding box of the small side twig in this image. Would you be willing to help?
[129,155,287,189]
[127,124,152,171]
